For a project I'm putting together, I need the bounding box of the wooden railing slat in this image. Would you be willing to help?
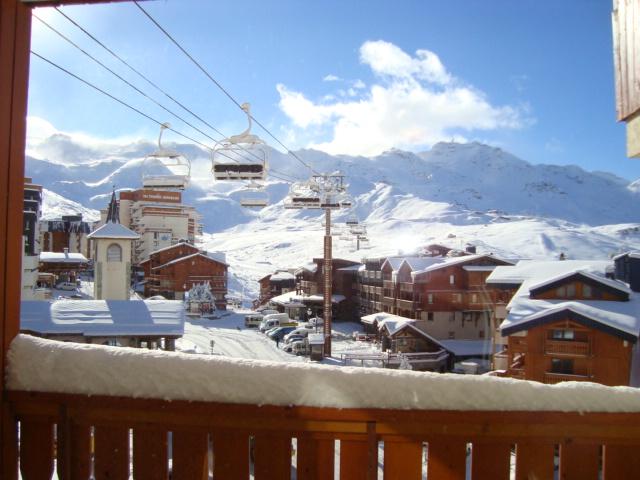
[254,434,291,480]
[383,439,422,480]
[471,442,511,480]
[56,422,91,480]
[603,444,640,479]
[94,426,129,480]
[132,428,168,480]
[213,431,249,480]
[515,442,554,480]
[171,431,208,480]
[19,418,54,480]
[297,437,334,480]
[559,443,599,480]
[426,439,467,480]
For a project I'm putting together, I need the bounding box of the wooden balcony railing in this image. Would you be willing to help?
[544,372,592,384]
[545,340,590,356]
[6,335,640,479]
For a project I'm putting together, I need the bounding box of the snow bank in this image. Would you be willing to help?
[7,334,640,412]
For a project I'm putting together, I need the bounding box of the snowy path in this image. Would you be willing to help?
[180,312,305,363]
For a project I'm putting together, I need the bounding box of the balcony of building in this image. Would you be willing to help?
[6,334,640,480]
[396,298,415,310]
[544,339,591,357]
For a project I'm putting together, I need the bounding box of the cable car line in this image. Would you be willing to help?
[132,0,320,176]
[51,7,269,168]
[32,51,301,190]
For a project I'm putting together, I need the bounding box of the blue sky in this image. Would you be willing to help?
[27,0,640,180]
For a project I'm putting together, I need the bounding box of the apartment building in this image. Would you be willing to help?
[39,214,92,258]
[358,253,512,340]
[100,189,202,263]
[258,270,296,306]
[22,178,43,299]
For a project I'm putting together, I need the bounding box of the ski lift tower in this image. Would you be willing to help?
[285,173,351,357]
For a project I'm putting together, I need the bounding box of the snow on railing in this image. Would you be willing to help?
[7,334,640,412]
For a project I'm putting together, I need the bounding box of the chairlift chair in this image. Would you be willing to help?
[142,123,191,190]
[240,181,269,208]
[345,213,359,225]
[212,103,268,182]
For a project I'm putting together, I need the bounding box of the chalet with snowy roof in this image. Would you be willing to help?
[257,270,296,306]
[491,258,640,386]
[139,242,228,308]
[294,258,361,321]
[361,312,451,371]
[20,299,184,350]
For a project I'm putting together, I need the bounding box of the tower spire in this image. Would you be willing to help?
[106,187,119,223]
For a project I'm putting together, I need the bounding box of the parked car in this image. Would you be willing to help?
[292,340,310,356]
[284,334,305,345]
[283,327,313,343]
[267,326,297,341]
[56,282,77,291]
[244,314,264,328]
[259,313,292,332]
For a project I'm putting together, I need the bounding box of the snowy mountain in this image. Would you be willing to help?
[26,133,640,300]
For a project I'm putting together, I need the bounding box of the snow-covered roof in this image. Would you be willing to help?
[270,271,295,281]
[10,334,640,412]
[500,299,640,342]
[486,260,611,286]
[360,312,415,333]
[307,333,325,345]
[205,251,227,265]
[39,252,88,264]
[148,242,197,256]
[88,222,140,240]
[382,256,440,273]
[295,263,318,274]
[528,269,630,296]
[411,254,511,278]
[20,300,184,337]
[152,252,227,270]
[498,263,640,342]
[439,340,494,357]
[336,264,364,272]
[613,251,640,261]
[270,291,345,305]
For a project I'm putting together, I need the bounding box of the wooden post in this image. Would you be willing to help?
[0,1,31,477]
[323,207,332,356]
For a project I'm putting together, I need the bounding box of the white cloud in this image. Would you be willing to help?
[352,79,366,89]
[277,41,530,157]
[323,74,340,82]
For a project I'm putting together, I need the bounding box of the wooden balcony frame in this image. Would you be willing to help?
[544,339,591,357]
[3,1,640,478]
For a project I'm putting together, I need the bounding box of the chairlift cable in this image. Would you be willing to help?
[32,51,301,188]
[133,0,320,176]
[33,14,223,147]
[32,51,215,152]
[52,7,268,167]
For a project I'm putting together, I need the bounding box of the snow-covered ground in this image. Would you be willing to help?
[176,309,380,366]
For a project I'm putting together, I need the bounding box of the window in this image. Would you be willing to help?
[471,293,478,303]
[551,358,574,375]
[448,331,455,339]
[566,283,576,298]
[449,274,455,285]
[583,283,592,298]
[452,293,461,303]
[551,329,575,341]
[427,293,433,304]
[106,243,122,262]
[479,330,485,338]
[427,312,434,321]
